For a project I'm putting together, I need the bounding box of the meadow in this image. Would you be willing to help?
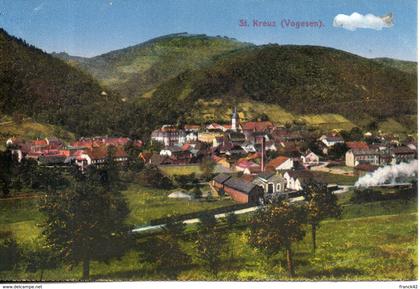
[158,165,203,176]
[0,185,417,281]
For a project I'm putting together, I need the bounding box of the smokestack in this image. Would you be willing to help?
[261,137,265,172]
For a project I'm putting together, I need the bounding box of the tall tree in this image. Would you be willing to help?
[194,213,227,277]
[0,149,13,197]
[199,157,215,181]
[248,202,307,277]
[124,140,144,172]
[305,182,342,252]
[40,168,131,280]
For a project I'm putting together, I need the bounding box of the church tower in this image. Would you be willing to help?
[231,106,238,131]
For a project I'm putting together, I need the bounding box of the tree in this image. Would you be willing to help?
[304,182,341,252]
[194,213,227,277]
[248,202,307,277]
[329,143,348,160]
[137,165,173,189]
[199,157,215,181]
[0,150,13,197]
[191,185,202,199]
[138,220,190,279]
[40,169,132,280]
[124,140,144,172]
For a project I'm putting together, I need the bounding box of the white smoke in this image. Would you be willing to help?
[355,160,418,187]
[333,12,393,31]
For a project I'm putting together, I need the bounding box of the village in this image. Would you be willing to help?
[5,107,417,206]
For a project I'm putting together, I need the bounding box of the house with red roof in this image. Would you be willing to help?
[240,121,274,133]
[346,141,369,150]
[235,159,259,172]
[265,155,294,171]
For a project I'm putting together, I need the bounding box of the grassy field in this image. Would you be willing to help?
[122,184,235,225]
[186,99,357,132]
[378,116,417,135]
[0,116,75,150]
[311,171,358,185]
[0,186,416,281]
[159,165,203,176]
[0,197,43,244]
[0,184,235,243]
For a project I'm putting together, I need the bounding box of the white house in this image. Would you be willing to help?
[253,171,287,195]
[241,143,257,153]
[151,125,186,146]
[266,156,294,171]
[186,132,198,142]
[301,151,319,166]
[319,135,344,147]
[75,152,92,170]
[345,149,381,167]
[283,171,314,191]
[159,146,182,157]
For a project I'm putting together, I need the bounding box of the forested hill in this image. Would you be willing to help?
[0,28,123,137]
[54,33,253,99]
[150,44,417,123]
[373,57,417,75]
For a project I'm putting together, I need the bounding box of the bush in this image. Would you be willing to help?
[136,165,173,189]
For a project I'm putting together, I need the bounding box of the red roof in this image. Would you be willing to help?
[181,144,191,151]
[103,137,130,146]
[346,141,369,150]
[236,159,258,169]
[139,152,153,162]
[247,152,262,160]
[266,156,290,170]
[32,139,48,146]
[245,166,262,174]
[87,145,127,160]
[184,124,200,130]
[241,121,274,132]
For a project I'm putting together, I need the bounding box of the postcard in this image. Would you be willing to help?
[0,0,417,288]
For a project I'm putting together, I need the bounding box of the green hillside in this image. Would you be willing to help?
[374,57,417,75]
[1,28,417,139]
[0,115,75,150]
[56,33,253,99]
[149,45,417,131]
[0,28,124,137]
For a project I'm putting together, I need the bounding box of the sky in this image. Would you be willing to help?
[0,0,417,61]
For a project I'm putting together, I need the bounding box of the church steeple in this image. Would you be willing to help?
[231,106,238,131]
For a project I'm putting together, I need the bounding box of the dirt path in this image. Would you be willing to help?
[0,194,44,201]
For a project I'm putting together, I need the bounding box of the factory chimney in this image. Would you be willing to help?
[261,137,265,172]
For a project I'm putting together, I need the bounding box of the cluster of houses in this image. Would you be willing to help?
[4,106,417,205]
[345,141,416,174]
[147,107,321,170]
[146,107,417,204]
[6,136,143,170]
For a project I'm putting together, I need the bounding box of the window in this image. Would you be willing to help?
[276,184,281,191]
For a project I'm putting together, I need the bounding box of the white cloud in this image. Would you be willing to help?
[333,12,393,31]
